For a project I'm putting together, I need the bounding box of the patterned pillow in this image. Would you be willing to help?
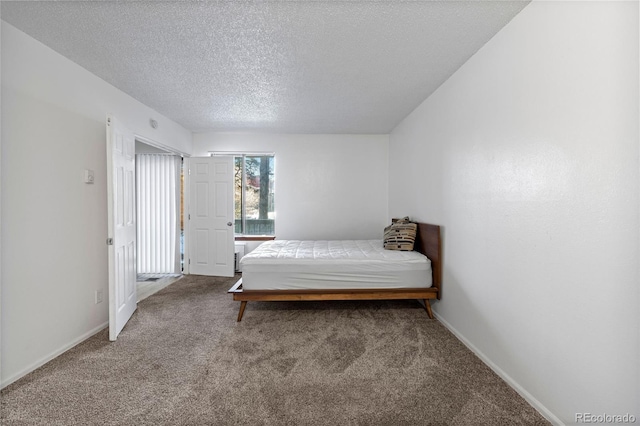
[383,218,417,251]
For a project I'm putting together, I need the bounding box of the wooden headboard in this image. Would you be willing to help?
[414,223,442,299]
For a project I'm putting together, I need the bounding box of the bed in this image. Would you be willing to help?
[228,222,442,321]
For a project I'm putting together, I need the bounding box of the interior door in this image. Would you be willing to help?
[106,115,137,341]
[188,156,235,277]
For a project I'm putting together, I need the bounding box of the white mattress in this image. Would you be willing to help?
[240,239,432,291]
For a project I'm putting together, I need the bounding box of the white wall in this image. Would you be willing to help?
[389,1,639,424]
[1,22,193,387]
[193,133,389,242]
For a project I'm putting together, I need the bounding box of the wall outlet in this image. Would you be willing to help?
[95,290,104,304]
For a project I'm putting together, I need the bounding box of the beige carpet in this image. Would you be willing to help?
[1,275,549,425]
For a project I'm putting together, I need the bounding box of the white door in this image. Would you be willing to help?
[188,156,235,277]
[106,115,137,341]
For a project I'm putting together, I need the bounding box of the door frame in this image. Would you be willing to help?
[135,135,190,275]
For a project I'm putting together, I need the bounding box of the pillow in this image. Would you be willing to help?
[383,218,417,251]
[383,217,411,237]
[391,216,411,224]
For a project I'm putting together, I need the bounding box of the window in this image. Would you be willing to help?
[234,154,275,236]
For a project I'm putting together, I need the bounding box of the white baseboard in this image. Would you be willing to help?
[434,312,564,426]
[1,321,108,389]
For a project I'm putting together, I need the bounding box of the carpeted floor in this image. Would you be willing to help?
[1,275,550,425]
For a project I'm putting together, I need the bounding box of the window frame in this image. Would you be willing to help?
[211,151,275,238]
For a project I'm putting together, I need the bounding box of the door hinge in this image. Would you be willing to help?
[188,259,191,265]
[106,238,113,245]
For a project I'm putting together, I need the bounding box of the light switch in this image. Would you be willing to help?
[84,169,95,184]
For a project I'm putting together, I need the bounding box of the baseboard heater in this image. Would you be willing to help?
[234,243,246,272]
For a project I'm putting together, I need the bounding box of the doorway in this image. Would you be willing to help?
[135,140,184,301]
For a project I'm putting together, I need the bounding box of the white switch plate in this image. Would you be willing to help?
[84,169,95,184]
[95,290,103,304]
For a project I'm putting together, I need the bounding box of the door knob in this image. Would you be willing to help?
[227,222,233,226]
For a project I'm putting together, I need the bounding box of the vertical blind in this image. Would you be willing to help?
[136,154,181,274]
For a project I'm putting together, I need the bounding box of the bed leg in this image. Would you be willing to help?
[237,301,247,322]
[424,299,434,319]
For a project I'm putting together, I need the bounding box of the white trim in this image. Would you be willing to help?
[136,134,190,158]
[0,322,108,389]
[433,312,564,426]
[209,151,275,157]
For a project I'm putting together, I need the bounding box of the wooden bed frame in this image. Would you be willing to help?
[228,222,442,322]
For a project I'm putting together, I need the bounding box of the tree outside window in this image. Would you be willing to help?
[235,155,275,235]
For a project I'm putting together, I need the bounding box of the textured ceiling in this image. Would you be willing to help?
[1,1,530,134]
